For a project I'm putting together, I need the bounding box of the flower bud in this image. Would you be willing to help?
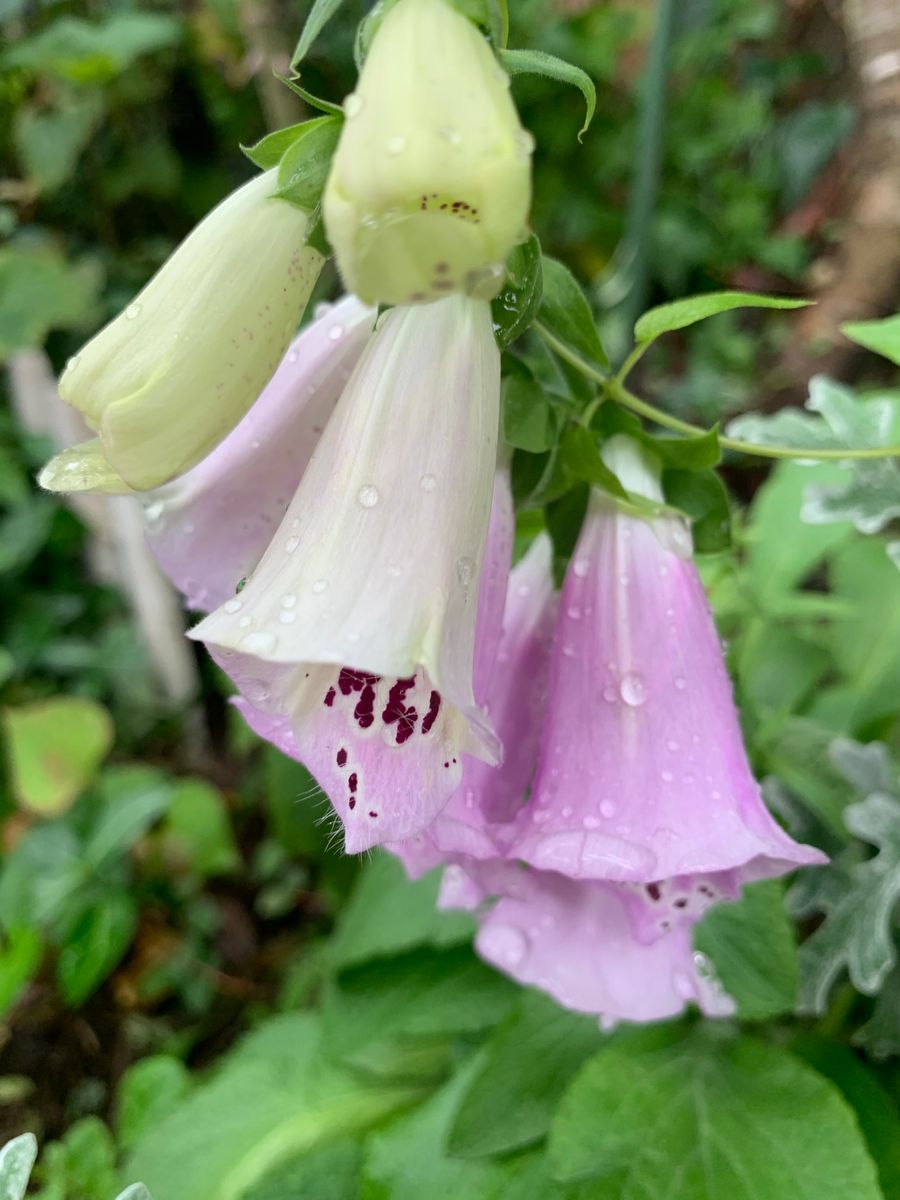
[323,0,532,306]
[48,170,323,492]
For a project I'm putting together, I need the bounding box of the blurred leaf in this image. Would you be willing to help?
[0,245,102,359]
[538,257,609,370]
[0,1133,37,1200]
[650,426,721,470]
[33,1117,118,1200]
[843,313,900,368]
[82,766,172,870]
[492,236,543,348]
[3,14,182,83]
[499,49,596,139]
[0,926,42,1018]
[663,468,731,552]
[2,697,113,816]
[695,880,798,1020]
[549,1026,881,1198]
[727,377,897,453]
[447,991,604,1158]
[804,459,900,536]
[114,1187,153,1200]
[0,825,85,929]
[0,502,56,575]
[792,791,900,1013]
[291,0,346,68]
[56,889,138,1005]
[126,1013,419,1200]
[164,779,240,877]
[244,1140,361,1200]
[854,963,900,1060]
[739,623,831,723]
[14,93,104,193]
[327,854,474,971]
[117,1057,193,1153]
[263,750,330,857]
[775,102,854,211]
[634,290,809,346]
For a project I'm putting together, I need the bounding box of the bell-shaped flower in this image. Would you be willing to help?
[504,434,826,904]
[142,296,376,612]
[40,169,323,493]
[323,0,532,307]
[192,295,502,852]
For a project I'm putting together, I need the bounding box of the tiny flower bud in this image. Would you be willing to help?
[49,170,323,492]
[323,0,532,306]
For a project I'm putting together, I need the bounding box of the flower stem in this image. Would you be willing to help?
[533,320,900,462]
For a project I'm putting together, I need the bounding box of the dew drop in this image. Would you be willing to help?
[285,536,300,553]
[279,610,297,624]
[224,598,243,614]
[667,739,679,752]
[343,92,363,118]
[238,615,252,628]
[583,815,602,829]
[419,473,436,492]
[66,354,81,372]
[456,556,474,586]
[661,770,674,783]
[280,593,297,609]
[567,605,581,620]
[674,676,687,691]
[573,557,590,578]
[386,135,407,155]
[287,348,299,363]
[602,686,617,703]
[515,130,536,160]
[125,302,142,320]
[480,923,528,969]
[619,672,647,707]
[599,800,616,819]
[357,484,380,508]
[328,324,344,342]
[312,579,328,594]
[240,630,278,654]
[143,501,164,526]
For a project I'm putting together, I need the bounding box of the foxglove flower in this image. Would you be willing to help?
[323,0,532,306]
[40,170,323,493]
[143,296,376,612]
[192,295,502,852]
[506,434,826,909]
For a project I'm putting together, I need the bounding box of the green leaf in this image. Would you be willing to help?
[0,1133,37,1200]
[0,926,42,1019]
[0,824,86,929]
[650,426,721,470]
[117,1057,193,1152]
[0,245,101,360]
[695,881,799,1020]
[842,313,900,368]
[558,425,628,499]
[263,750,331,858]
[126,1013,418,1200]
[447,991,605,1158]
[538,257,609,371]
[3,13,182,83]
[243,122,314,171]
[804,459,900,536]
[499,49,596,140]
[327,854,473,971]
[492,236,543,348]
[82,766,173,870]
[275,117,342,214]
[56,889,138,1005]
[663,468,731,553]
[114,1187,153,1200]
[14,93,105,193]
[738,623,831,725]
[164,779,240,877]
[854,963,900,1060]
[324,946,516,1068]
[0,502,55,573]
[792,788,900,1012]
[549,1026,882,1199]
[502,371,559,453]
[291,0,345,69]
[634,290,810,346]
[727,376,897,454]
[829,539,900,725]
[2,697,113,816]
[35,1118,118,1200]
[244,1141,361,1200]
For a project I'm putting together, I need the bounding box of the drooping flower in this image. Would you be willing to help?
[192,295,503,852]
[505,434,826,904]
[323,0,533,307]
[40,169,323,493]
[142,296,377,612]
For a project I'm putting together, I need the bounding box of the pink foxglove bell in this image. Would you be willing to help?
[192,295,502,852]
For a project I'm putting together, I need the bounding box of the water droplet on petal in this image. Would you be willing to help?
[386,135,407,155]
[357,484,380,508]
[420,473,436,492]
[619,672,647,707]
[279,610,297,624]
[66,354,81,372]
[280,593,297,609]
[674,676,687,691]
[125,302,142,320]
[312,579,328,594]
[599,800,616,819]
[479,923,528,969]
[602,686,617,703]
[224,599,243,614]
[343,92,363,118]
[573,557,590,578]
[285,536,300,553]
[240,630,278,655]
[456,556,474,586]
[515,130,536,160]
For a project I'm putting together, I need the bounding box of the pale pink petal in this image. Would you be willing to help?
[144,296,376,611]
[507,484,826,885]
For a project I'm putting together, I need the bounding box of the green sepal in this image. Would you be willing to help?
[274,115,342,214]
[499,48,596,140]
[291,0,346,69]
[491,235,543,347]
[273,72,343,116]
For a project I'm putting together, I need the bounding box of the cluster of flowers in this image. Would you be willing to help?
[40,0,824,1025]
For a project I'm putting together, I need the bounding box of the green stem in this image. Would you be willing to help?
[533,321,900,462]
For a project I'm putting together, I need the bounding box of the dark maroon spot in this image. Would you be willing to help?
[354,684,377,729]
[646,882,662,901]
[443,761,450,769]
[368,811,378,818]
[339,667,380,696]
[349,798,356,809]
[699,885,714,897]
[348,772,358,793]
[382,676,419,745]
[336,748,347,767]
[674,898,687,909]
[324,687,336,707]
[421,690,442,735]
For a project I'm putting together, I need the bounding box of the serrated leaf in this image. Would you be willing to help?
[792,791,900,1013]
[2,697,113,815]
[694,881,798,1020]
[274,117,342,214]
[538,257,609,371]
[290,0,345,68]
[499,49,595,139]
[634,290,809,346]
[804,459,900,535]
[842,313,900,367]
[492,236,543,347]
[0,1133,37,1200]
[126,1013,418,1200]
[447,991,605,1158]
[548,1027,881,1199]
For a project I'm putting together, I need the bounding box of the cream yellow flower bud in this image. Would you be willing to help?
[323,0,532,307]
[48,170,323,492]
